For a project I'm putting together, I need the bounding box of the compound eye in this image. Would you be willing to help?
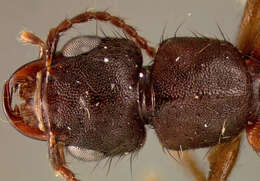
[67,145,105,161]
[62,36,101,57]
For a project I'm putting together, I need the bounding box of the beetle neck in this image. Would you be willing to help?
[245,57,260,119]
[138,66,155,125]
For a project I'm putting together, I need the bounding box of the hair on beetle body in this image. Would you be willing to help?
[2,0,260,181]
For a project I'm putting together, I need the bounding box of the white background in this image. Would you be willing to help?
[0,0,259,181]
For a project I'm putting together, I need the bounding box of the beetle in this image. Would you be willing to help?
[2,0,260,181]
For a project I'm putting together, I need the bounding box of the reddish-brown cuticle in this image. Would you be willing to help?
[3,59,48,140]
[4,80,47,141]
[45,11,155,61]
[246,120,260,151]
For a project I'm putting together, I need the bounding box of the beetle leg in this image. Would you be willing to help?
[246,115,260,151]
[48,131,80,181]
[237,0,260,56]
[207,135,241,181]
[182,151,206,181]
[181,151,206,181]
[238,0,260,154]
[169,150,206,181]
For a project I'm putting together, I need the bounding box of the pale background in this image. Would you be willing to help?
[0,0,259,181]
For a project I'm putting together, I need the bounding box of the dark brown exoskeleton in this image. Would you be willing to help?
[3,0,260,181]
